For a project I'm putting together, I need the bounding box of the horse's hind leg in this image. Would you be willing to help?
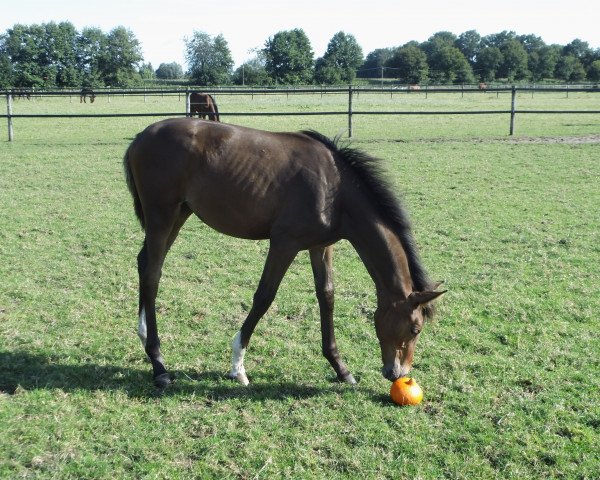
[309,246,356,384]
[137,204,191,388]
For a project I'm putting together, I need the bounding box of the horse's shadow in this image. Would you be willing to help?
[0,350,338,401]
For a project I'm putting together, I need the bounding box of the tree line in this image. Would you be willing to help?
[0,22,147,89]
[1,22,599,89]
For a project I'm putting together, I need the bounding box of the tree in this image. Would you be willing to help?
[314,32,363,84]
[482,31,517,49]
[475,47,503,81]
[0,50,12,88]
[185,31,233,85]
[421,31,457,59]
[77,27,106,87]
[2,24,47,87]
[499,39,529,80]
[314,57,342,84]
[555,55,586,81]
[139,63,154,80]
[357,48,394,78]
[156,62,183,79]
[232,54,271,86]
[385,44,428,84]
[588,60,600,81]
[563,39,596,73]
[528,45,560,81]
[420,32,475,84]
[563,39,591,60]
[263,29,314,85]
[456,30,481,65]
[1,22,147,88]
[45,22,80,87]
[98,26,143,86]
[428,46,474,84]
[517,34,545,54]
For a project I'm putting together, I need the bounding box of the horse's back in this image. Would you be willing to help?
[128,119,341,242]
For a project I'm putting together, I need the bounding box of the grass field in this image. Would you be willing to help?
[1,93,599,479]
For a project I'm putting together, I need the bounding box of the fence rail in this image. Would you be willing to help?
[3,86,600,141]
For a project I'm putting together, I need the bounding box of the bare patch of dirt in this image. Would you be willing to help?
[367,134,600,146]
[504,134,600,144]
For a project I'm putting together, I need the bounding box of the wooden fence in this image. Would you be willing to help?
[3,86,600,141]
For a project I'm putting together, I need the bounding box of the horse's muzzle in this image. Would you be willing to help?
[382,364,409,382]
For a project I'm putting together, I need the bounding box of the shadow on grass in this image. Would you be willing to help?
[0,349,339,402]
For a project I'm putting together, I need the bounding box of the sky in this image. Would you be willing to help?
[1,0,599,70]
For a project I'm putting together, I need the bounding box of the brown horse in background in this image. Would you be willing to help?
[189,92,220,121]
[124,119,444,388]
[80,88,96,103]
[11,88,31,100]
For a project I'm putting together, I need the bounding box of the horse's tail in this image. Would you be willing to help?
[209,94,220,121]
[123,139,145,230]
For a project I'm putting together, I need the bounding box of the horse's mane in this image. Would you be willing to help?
[302,130,434,311]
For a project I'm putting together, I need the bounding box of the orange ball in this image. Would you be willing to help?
[390,377,423,406]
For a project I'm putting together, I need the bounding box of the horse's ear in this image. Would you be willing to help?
[409,290,446,308]
[429,280,444,290]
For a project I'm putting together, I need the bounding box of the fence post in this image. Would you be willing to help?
[185,89,191,117]
[6,93,14,141]
[348,85,353,138]
[509,85,517,135]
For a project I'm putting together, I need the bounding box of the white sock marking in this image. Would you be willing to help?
[230,331,248,384]
[138,307,147,348]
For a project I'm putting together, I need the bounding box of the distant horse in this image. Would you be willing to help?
[478,83,487,92]
[124,119,445,388]
[80,88,96,103]
[408,85,421,92]
[11,88,31,100]
[189,92,220,121]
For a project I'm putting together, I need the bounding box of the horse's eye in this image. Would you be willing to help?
[411,326,421,335]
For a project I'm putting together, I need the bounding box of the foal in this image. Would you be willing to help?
[124,119,444,387]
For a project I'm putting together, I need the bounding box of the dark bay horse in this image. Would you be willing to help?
[189,92,220,121]
[11,88,31,100]
[124,118,444,388]
[80,88,96,103]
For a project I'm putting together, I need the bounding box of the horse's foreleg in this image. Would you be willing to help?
[230,242,297,385]
[310,246,356,385]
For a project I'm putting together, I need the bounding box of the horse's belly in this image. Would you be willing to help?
[185,182,278,240]
[194,207,273,240]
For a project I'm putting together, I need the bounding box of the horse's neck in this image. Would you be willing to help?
[344,208,412,303]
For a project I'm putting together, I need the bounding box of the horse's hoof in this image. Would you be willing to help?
[340,373,357,385]
[154,373,172,389]
[229,372,250,386]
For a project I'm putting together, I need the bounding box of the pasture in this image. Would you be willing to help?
[1,92,599,478]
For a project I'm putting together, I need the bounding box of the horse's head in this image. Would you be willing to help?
[375,289,445,381]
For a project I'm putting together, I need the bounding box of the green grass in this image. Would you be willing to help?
[1,93,599,479]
